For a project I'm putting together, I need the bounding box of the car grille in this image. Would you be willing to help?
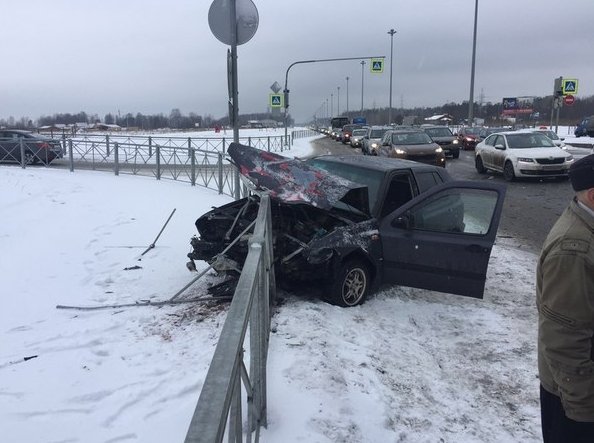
[535,157,565,165]
[520,169,568,176]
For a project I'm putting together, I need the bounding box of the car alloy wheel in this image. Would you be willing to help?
[329,259,369,307]
[503,161,516,181]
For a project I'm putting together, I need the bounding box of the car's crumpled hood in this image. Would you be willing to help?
[228,143,370,214]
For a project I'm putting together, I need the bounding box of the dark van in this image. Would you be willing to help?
[574,116,594,137]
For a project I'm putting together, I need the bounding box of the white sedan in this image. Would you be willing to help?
[475,131,574,181]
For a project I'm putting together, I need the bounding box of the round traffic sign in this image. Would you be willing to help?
[563,94,575,106]
[208,0,259,46]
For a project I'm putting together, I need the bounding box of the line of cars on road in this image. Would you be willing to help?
[320,123,581,182]
[322,123,462,168]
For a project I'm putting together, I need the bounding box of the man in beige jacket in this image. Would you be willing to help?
[537,153,594,442]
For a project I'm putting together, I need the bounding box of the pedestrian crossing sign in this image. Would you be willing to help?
[562,79,578,95]
[370,58,384,73]
[270,93,283,108]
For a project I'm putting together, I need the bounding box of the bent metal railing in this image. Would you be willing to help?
[185,194,275,443]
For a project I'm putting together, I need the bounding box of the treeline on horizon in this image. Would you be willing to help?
[2,95,593,130]
[0,108,290,131]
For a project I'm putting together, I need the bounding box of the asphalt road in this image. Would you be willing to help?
[312,136,583,255]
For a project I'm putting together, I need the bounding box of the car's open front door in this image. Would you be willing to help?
[379,181,506,299]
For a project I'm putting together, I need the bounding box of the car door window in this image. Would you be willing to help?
[414,171,444,193]
[405,188,499,235]
[492,135,502,147]
[381,173,414,217]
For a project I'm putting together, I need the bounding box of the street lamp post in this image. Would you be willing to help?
[360,60,366,113]
[337,86,340,115]
[468,0,479,126]
[346,76,349,115]
[388,28,397,125]
[331,93,334,118]
[282,56,384,143]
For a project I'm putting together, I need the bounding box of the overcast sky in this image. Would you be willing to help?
[1,0,593,123]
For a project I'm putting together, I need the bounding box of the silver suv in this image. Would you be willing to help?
[362,126,391,155]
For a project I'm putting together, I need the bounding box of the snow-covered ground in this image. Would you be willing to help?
[0,129,589,442]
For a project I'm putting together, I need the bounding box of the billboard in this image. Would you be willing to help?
[502,96,534,115]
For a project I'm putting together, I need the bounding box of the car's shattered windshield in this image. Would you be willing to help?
[306,159,384,214]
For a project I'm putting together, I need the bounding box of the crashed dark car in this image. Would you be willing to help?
[187,143,506,307]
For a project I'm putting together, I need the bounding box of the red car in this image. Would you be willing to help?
[456,127,482,150]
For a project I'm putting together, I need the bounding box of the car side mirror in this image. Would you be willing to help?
[494,144,505,150]
[392,213,411,229]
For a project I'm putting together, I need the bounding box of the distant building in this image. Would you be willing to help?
[424,114,454,125]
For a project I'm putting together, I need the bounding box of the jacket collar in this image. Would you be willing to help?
[572,197,594,231]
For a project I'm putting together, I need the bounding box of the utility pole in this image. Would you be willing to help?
[331,93,334,118]
[337,86,340,115]
[388,28,397,125]
[360,60,366,113]
[468,0,479,126]
[346,76,349,115]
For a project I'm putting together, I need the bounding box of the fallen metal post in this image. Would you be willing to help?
[140,208,177,256]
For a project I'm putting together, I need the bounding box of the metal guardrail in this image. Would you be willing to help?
[3,131,321,440]
[185,194,275,443]
[62,138,240,196]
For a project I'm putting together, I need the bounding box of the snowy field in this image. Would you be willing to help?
[0,128,590,442]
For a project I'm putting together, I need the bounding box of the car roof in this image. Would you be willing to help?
[309,154,442,173]
[387,128,424,134]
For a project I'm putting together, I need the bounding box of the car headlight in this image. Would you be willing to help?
[452,139,459,144]
[465,137,473,142]
[435,147,443,153]
[566,155,574,162]
[394,148,406,155]
[371,142,378,148]
[517,157,534,163]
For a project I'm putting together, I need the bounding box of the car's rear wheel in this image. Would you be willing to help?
[503,161,516,181]
[453,150,460,159]
[475,155,486,174]
[328,259,369,307]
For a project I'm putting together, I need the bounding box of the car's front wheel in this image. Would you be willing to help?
[475,155,486,174]
[503,161,516,181]
[327,259,370,307]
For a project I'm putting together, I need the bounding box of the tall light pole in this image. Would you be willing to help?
[388,28,397,125]
[326,98,329,119]
[331,93,334,118]
[360,60,366,113]
[346,76,349,114]
[337,86,340,115]
[468,0,478,126]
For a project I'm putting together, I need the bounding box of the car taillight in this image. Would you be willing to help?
[36,142,50,149]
